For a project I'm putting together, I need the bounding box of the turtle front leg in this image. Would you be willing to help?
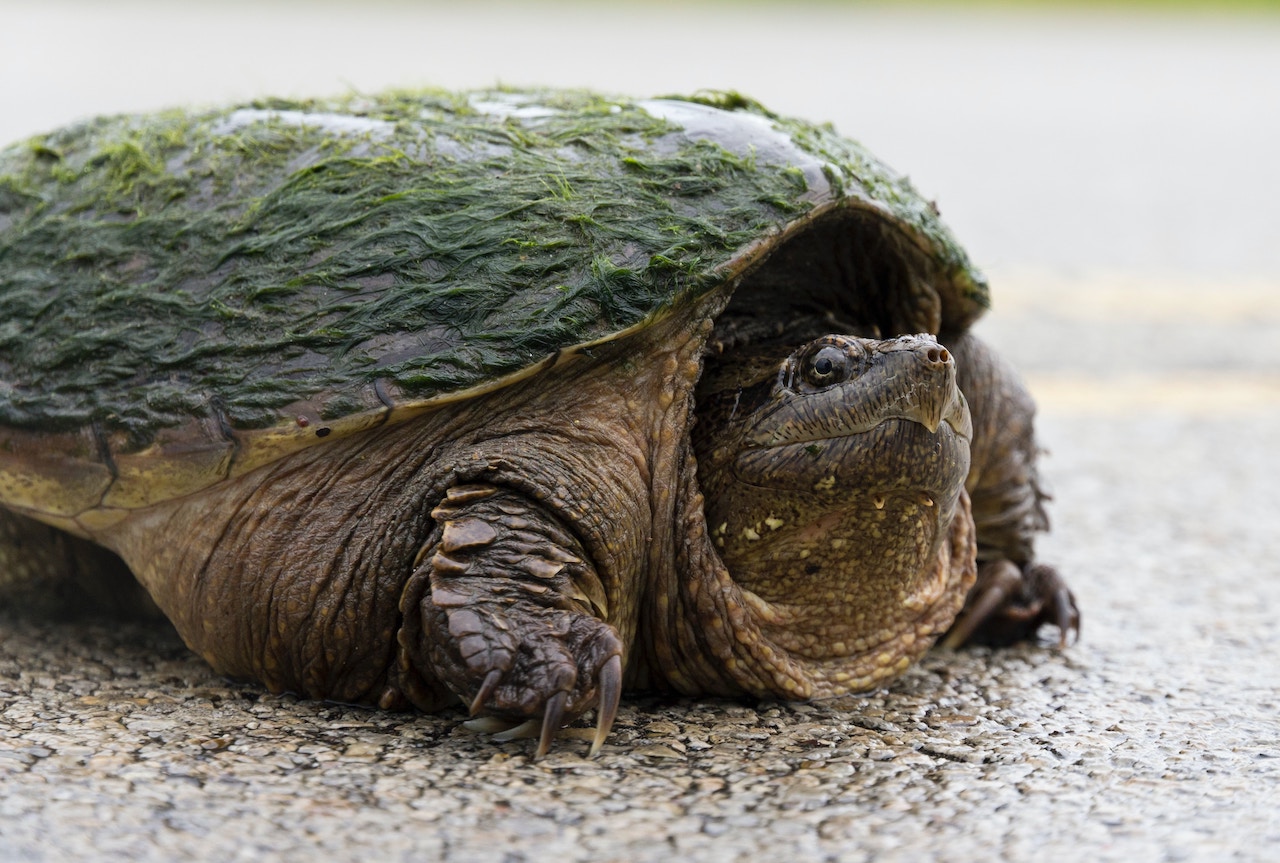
[396,483,623,757]
[941,333,1080,649]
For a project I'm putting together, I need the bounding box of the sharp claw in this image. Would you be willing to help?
[535,690,569,760]
[590,654,623,758]
[470,669,503,716]
[462,716,520,734]
[492,719,541,742]
[1054,586,1080,648]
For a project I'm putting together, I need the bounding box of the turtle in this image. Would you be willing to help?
[0,88,1077,756]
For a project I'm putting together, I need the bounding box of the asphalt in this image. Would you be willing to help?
[2,3,1279,861]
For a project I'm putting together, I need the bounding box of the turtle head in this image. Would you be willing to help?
[689,333,976,696]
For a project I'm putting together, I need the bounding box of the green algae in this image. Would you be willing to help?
[0,88,985,443]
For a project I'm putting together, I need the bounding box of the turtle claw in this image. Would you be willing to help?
[470,668,503,716]
[536,690,569,759]
[491,719,541,742]
[462,654,620,760]
[943,559,1079,649]
[462,716,520,735]
[1051,579,1081,648]
[590,654,623,758]
[429,603,624,757]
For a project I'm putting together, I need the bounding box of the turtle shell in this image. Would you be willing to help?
[0,88,987,536]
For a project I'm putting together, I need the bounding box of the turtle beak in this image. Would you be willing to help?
[872,336,971,441]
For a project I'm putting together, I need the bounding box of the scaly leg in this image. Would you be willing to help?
[397,484,622,757]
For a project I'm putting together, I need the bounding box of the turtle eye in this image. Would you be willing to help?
[802,345,851,387]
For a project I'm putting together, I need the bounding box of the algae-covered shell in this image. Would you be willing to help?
[0,88,987,536]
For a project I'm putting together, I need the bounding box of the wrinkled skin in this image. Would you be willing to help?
[691,334,976,697]
[0,296,1077,757]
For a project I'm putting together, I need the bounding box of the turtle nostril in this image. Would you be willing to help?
[927,347,950,365]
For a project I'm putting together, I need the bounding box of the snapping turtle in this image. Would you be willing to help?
[0,88,1076,755]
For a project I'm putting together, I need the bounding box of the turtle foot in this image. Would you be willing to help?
[445,604,622,758]
[460,653,622,758]
[942,559,1079,649]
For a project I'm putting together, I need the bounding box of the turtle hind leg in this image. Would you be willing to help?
[395,484,623,758]
[940,332,1080,649]
[0,508,161,621]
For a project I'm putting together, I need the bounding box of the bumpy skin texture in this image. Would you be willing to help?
[0,89,1077,755]
[401,484,623,743]
[687,334,976,697]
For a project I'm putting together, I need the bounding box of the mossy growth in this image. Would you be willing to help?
[0,87,982,444]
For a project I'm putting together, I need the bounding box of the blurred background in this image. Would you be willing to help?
[2,0,1278,283]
